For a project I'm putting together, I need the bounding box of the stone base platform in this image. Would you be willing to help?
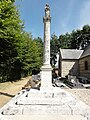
[0,87,90,119]
[0,115,87,120]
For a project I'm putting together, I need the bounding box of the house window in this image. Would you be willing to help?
[85,61,88,70]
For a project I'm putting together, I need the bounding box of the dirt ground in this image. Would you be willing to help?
[0,76,31,108]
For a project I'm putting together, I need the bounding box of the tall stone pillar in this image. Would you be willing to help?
[41,4,52,88]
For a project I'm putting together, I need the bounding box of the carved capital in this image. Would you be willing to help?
[43,16,51,23]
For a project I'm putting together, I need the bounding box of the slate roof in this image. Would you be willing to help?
[60,49,84,60]
[80,45,90,58]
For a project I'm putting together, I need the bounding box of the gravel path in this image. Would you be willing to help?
[65,89,90,106]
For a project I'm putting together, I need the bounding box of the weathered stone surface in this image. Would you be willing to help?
[0,88,90,118]
[0,115,88,120]
[41,4,52,88]
[23,104,71,115]
[1,106,23,115]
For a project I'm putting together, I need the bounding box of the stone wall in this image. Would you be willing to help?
[79,56,90,79]
[61,60,79,77]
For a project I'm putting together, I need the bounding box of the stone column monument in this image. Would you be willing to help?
[41,4,52,88]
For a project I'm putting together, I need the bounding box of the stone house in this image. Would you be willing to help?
[59,49,83,78]
[79,45,90,80]
[58,46,90,80]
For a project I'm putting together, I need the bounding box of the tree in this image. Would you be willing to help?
[71,25,90,50]
[58,33,71,49]
[50,33,59,66]
[0,0,23,82]
[20,32,43,76]
[33,37,43,74]
[80,25,90,49]
[70,30,81,49]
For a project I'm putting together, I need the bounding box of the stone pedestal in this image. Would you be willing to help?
[41,65,52,88]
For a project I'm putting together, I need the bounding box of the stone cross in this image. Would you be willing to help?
[41,4,52,88]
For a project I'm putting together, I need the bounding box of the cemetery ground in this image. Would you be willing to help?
[0,76,31,108]
[0,76,90,108]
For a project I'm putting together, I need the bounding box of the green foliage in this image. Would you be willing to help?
[58,33,71,49]
[0,0,43,82]
[70,25,90,50]
[20,32,43,76]
[58,25,90,50]
[0,0,23,82]
[50,33,60,66]
[33,37,43,69]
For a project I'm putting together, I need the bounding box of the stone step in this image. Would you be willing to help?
[1,104,71,115]
[17,98,63,105]
[0,88,90,118]
[2,104,89,116]
[22,105,71,115]
[0,115,87,120]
